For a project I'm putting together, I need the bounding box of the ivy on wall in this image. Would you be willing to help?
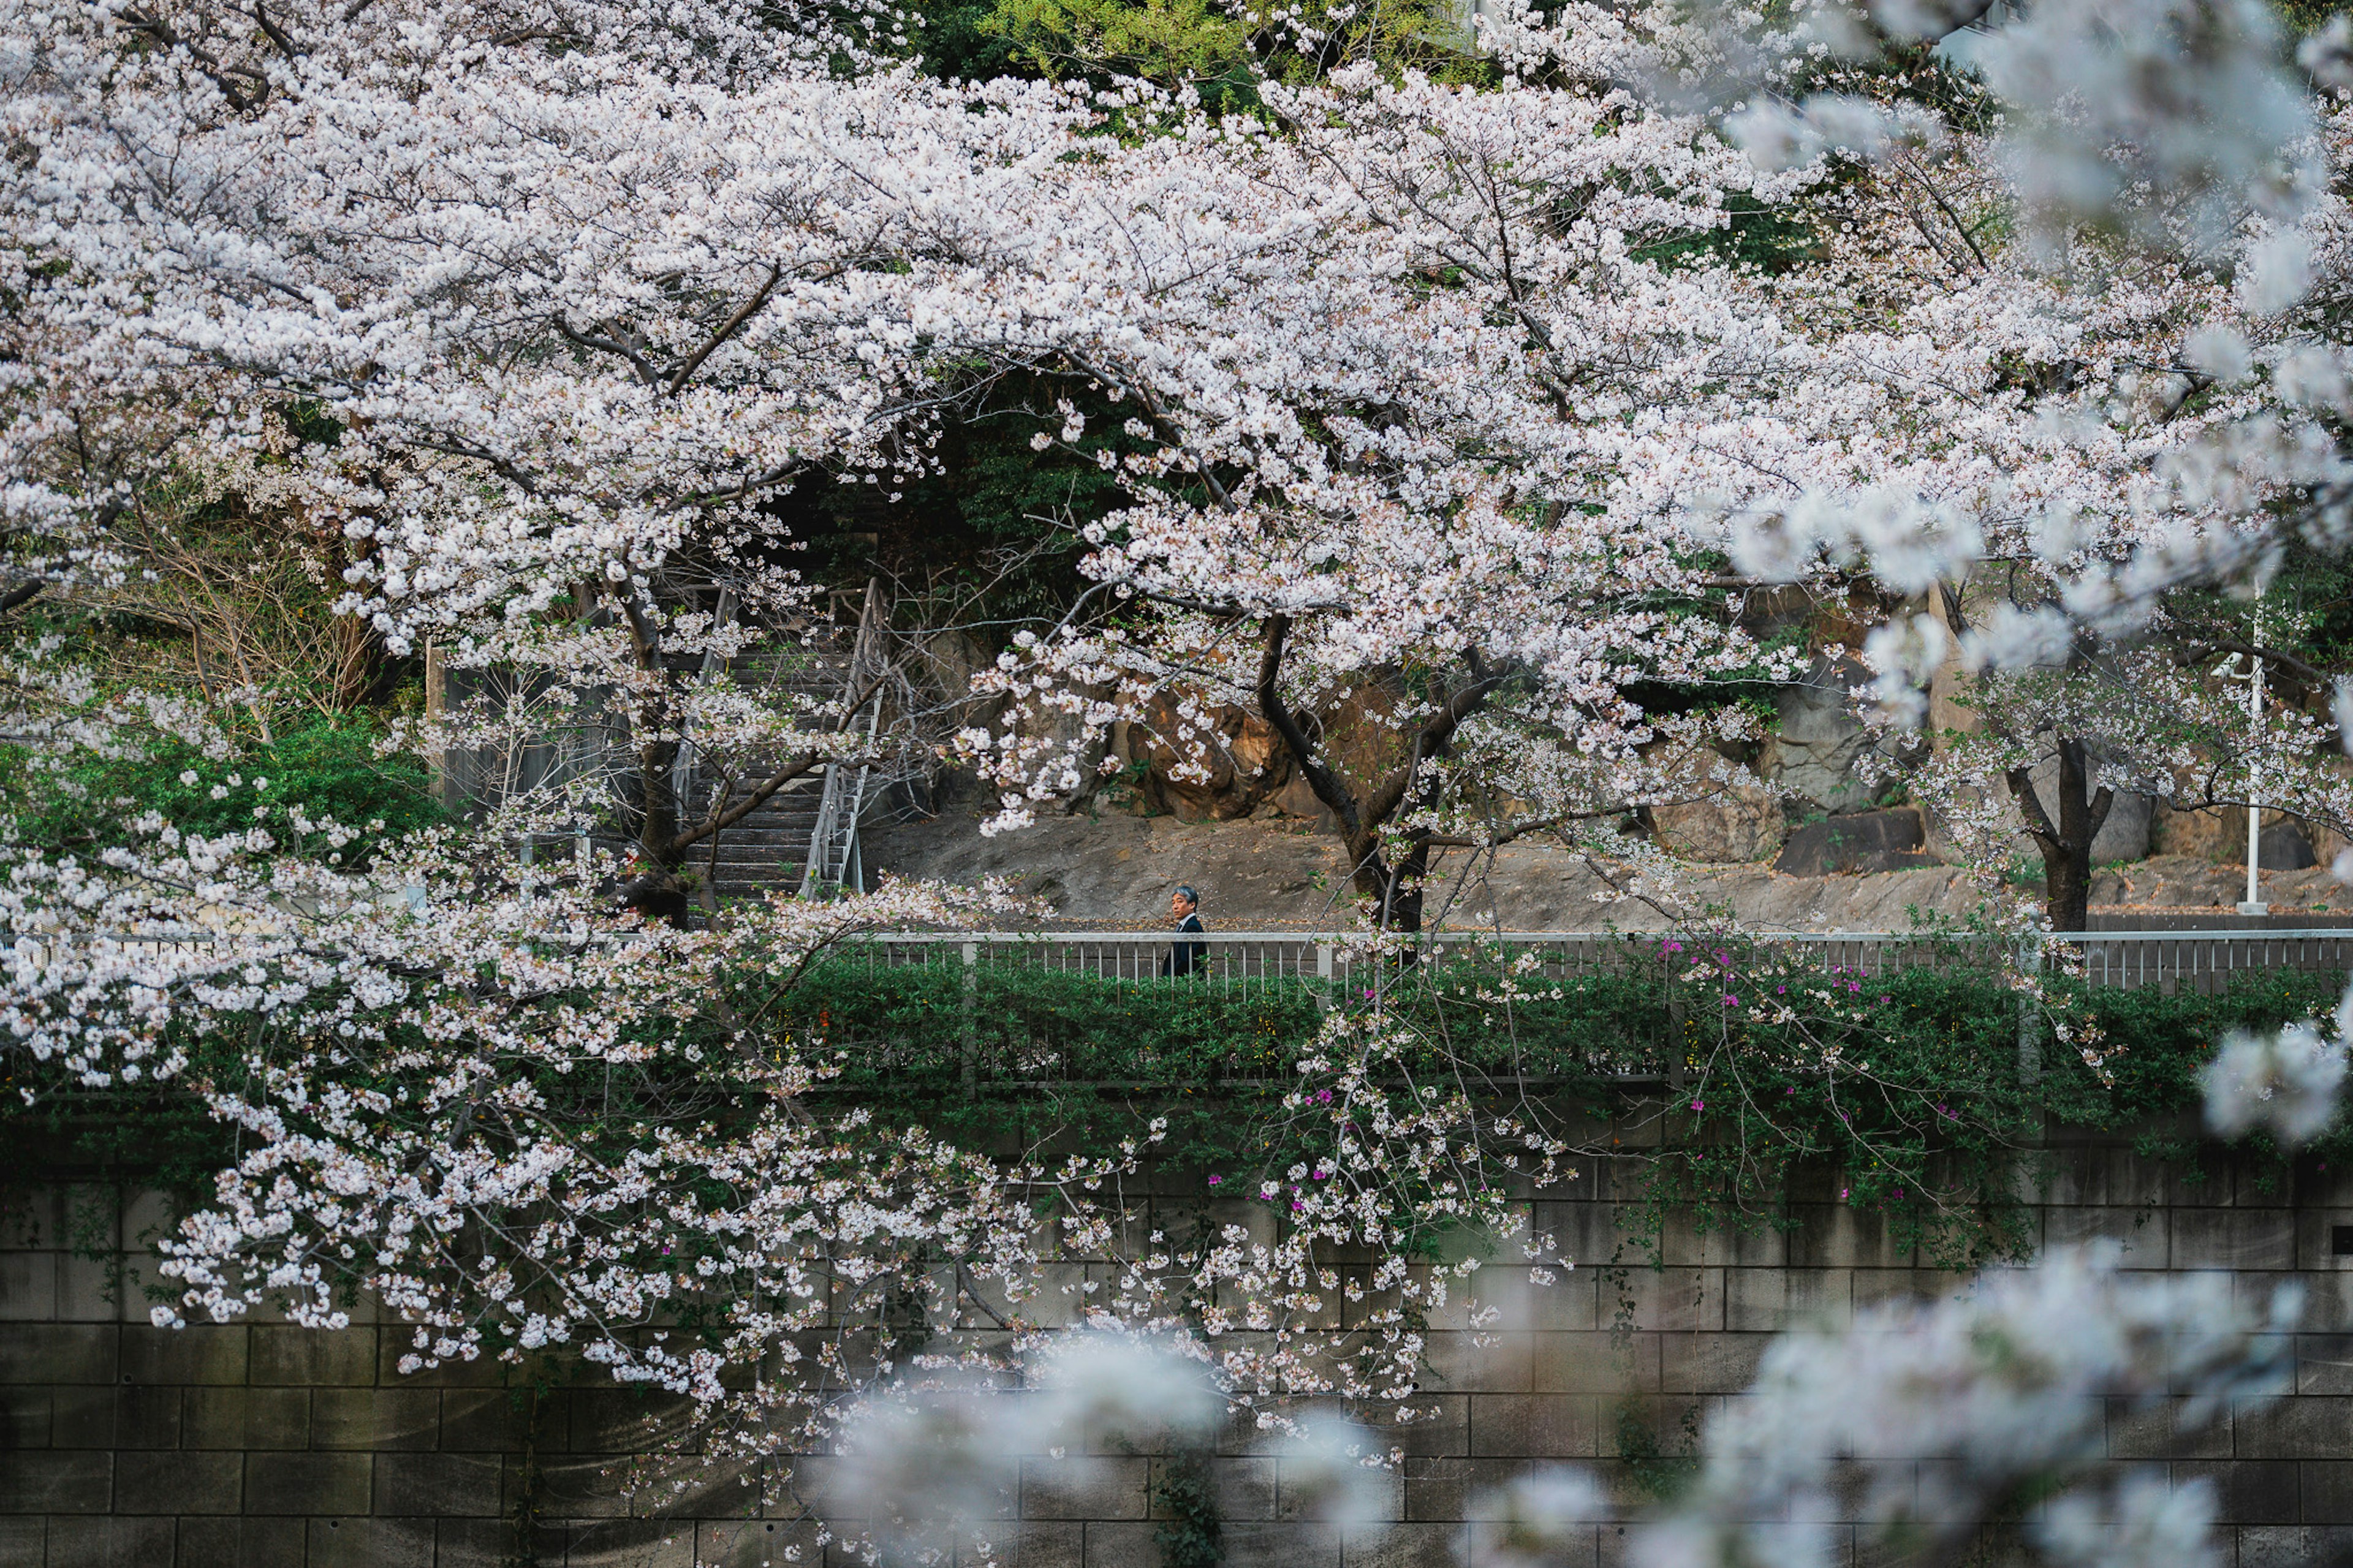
[5,945,2343,1270]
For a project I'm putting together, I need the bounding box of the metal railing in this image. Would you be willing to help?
[839,928,2353,998]
[24,927,2353,998]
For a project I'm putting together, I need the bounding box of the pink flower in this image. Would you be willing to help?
[1208,1175,1221,1186]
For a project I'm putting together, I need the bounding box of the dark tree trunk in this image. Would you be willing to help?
[1252,615,1497,936]
[2006,735,2113,934]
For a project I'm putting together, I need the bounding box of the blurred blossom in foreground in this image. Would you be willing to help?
[1619,1245,2293,1568]
[830,1334,1385,1558]
[2200,1017,2350,1145]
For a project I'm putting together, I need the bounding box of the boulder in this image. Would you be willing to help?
[2087,787,2154,865]
[2261,820,2317,870]
[1114,698,1297,820]
[1653,787,1783,863]
[1772,807,1941,876]
[1764,657,1881,815]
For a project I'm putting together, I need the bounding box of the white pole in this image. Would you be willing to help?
[2246,654,2262,909]
[2238,592,2268,917]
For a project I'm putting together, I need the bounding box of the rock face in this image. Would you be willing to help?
[1110,700,1299,821]
[2088,789,2155,865]
[1771,807,1939,876]
[2262,820,2318,870]
[2154,805,2332,871]
[1764,659,1883,815]
[1652,786,1782,863]
[861,806,2353,929]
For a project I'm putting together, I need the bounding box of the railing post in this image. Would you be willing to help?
[1316,941,1333,1011]
[960,940,978,1101]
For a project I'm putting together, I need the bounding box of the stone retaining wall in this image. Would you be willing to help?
[8,1140,2353,1568]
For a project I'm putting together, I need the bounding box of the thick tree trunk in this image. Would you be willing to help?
[1254,615,1486,937]
[2006,735,2112,934]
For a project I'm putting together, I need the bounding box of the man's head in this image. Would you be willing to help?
[1172,885,1199,918]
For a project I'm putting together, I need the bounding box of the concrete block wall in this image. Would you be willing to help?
[9,1142,2353,1567]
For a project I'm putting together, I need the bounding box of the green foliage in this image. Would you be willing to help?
[981,0,1263,109]
[7,713,445,866]
[1615,1399,1703,1502]
[7,941,2344,1275]
[1636,194,1824,276]
[1153,1447,1227,1568]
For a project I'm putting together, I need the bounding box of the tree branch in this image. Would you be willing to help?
[664,265,784,396]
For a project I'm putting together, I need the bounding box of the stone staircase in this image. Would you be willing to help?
[681,582,884,904]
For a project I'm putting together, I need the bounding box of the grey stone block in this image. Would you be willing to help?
[311,1385,438,1449]
[374,1333,504,1386]
[185,1387,311,1450]
[568,1387,703,1453]
[2172,1210,2296,1271]
[2296,1335,2353,1396]
[44,1515,177,1568]
[1278,1455,1402,1523]
[631,1455,760,1520]
[2105,1397,2232,1460]
[2177,1459,2300,1523]
[2232,1396,2353,1460]
[1467,1394,1600,1459]
[439,1387,534,1451]
[1222,1520,1343,1568]
[526,1453,633,1520]
[1605,1268,1724,1333]
[1469,1520,1602,1568]
[116,1447,244,1513]
[1346,1521,1466,1568]
[2239,1526,2353,1568]
[1024,1456,1150,1520]
[1420,1331,1533,1393]
[55,1253,124,1324]
[990,1521,1088,1568]
[306,1515,436,1568]
[0,1250,54,1320]
[245,1450,373,1515]
[249,1325,374,1387]
[50,1382,181,1449]
[373,1450,506,1517]
[706,1519,843,1568]
[1530,1333,1642,1396]
[1148,1455,1275,1521]
[560,1518,699,1568]
[176,1516,308,1568]
[434,1518,523,1568]
[1364,1395,1467,1458]
[1787,1206,1915,1271]
[1659,1333,1768,1395]
[0,1519,39,1567]
[1401,1456,1474,1523]
[0,1324,116,1384]
[1082,1520,1161,1568]
[0,1385,48,1447]
[121,1324,249,1385]
[0,1450,112,1512]
[2300,1461,2353,1523]
[2042,1206,2165,1260]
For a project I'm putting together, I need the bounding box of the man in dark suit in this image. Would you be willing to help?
[1164,885,1207,977]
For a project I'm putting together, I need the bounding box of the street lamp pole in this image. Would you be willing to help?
[2224,594,2269,917]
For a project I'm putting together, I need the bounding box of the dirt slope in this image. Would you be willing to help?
[860,809,2353,931]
